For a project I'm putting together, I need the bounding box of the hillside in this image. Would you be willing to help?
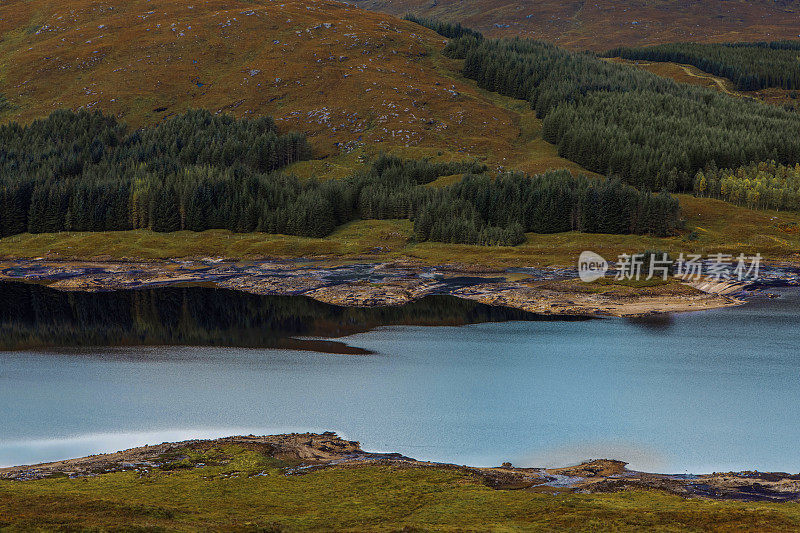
[606,57,800,111]
[2,0,800,264]
[3,434,800,531]
[0,0,584,175]
[350,0,800,50]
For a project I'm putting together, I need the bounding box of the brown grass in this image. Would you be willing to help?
[355,0,800,51]
[0,0,594,175]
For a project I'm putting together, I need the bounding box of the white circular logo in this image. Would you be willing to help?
[578,251,608,282]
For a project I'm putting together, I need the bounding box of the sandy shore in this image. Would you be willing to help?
[0,258,754,317]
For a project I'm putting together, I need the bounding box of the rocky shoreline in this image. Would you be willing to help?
[2,258,790,317]
[3,433,799,503]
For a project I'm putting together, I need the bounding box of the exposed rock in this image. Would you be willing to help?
[549,459,628,478]
[4,433,800,503]
[0,259,752,317]
[0,433,364,480]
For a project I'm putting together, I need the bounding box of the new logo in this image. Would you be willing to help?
[578,251,608,282]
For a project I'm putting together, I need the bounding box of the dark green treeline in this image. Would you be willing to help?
[414,172,680,244]
[605,41,800,91]
[406,18,800,193]
[0,110,681,244]
[0,109,312,236]
[402,14,483,40]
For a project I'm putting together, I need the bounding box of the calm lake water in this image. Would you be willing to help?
[1,283,798,473]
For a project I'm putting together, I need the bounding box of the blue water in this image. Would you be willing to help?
[1,288,798,473]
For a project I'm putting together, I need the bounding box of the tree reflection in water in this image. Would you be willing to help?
[0,282,585,353]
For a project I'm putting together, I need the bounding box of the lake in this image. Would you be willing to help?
[1,282,798,474]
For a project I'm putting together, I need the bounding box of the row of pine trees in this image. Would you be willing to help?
[414,172,680,245]
[419,28,800,193]
[403,14,482,40]
[0,109,682,244]
[0,109,312,236]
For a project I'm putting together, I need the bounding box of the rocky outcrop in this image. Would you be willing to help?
[0,259,748,317]
[0,433,365,480]
[4,432,800,503]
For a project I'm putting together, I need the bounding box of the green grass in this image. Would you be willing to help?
[0,220,414,262]
[425,173,465,188]
[535,277,684,297]
[1,196,799,267]
[283,151,368,181]
[2,446,800,531]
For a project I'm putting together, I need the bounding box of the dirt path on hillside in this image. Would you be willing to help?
[676,64,735,95]
[606,57,740,96]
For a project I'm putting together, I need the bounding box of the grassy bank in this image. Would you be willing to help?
[0,196,798,267]
[2,445,800,531]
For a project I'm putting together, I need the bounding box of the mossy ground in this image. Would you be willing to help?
[2,445,800,531]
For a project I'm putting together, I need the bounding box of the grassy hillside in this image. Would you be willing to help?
[0,0,584,176]
[352,0,800,50]
[1,0,798,265]
[2,445,800,531]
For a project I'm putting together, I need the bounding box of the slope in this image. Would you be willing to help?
[0,0,583,175]
[350,0,800,50]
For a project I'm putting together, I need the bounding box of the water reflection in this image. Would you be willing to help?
[1,287,799,472]
[0,282,581,353]
[626,314,675,331]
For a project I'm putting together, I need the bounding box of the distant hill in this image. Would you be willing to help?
[0,0,548,162]
[349,0,800,50]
